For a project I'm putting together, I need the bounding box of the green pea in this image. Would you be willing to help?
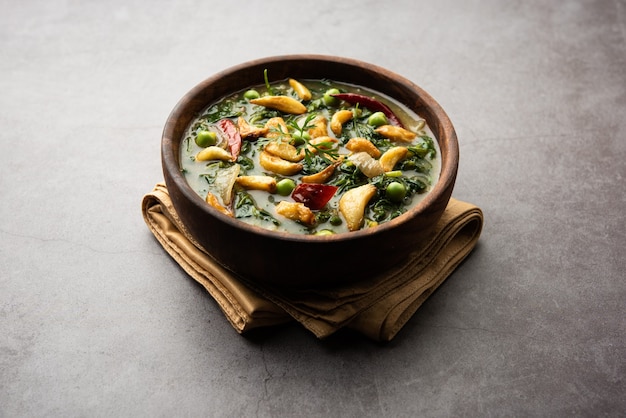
[243,89,260,100]
[323,88,340,106]
[291,131,310,146]
[276,178,296,196]
[195,130,217,147]
[386,181,406,202]
[315,229,335,236]
[367,111,388,127]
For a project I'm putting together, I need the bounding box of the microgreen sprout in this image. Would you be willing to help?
[263,69,273,95]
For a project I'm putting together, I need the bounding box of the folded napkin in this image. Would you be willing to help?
[142,182,483,341]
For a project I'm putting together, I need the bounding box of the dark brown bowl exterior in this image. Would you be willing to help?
[162,55,458,288]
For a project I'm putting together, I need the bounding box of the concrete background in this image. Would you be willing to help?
[1,0,624,416]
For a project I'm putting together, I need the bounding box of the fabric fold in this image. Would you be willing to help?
[142,182,483,341]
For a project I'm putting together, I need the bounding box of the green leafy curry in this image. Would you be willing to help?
[180,73,440,235]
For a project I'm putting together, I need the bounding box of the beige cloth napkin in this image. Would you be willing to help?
[142,182,483,341]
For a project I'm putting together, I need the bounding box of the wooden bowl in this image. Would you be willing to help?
[162,55,458,288]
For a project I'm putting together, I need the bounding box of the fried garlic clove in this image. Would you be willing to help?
[375,125,417,142]
[345,137,381,158]
[339,184,377,231]
[259,151,303,176]
[235,175,278,193]
[330,109,354,136]
[288,78,312,101]
[275,201,316,226]
[264,140,305,162]
[196,146,233,162]
[379,146,409,172]
[250,95,307,114]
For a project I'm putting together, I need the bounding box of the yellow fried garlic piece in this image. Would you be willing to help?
[330,109,354,136]
[205,191,233,217]
[235,175,278,193]
[348,151,384,178]
[275,201,316,226]
[301,160,342,184]
[379,146,409,172]
[375,125,417,142]
[264,140,305,162]
[307,136,339,153]
[196,146,232,162]
[307,115,329,139]
[345,137,381,158]
[339,184,377,231]
[288,78,312,101]
[250,95,307,114]
[264,117,291,141]
[259,150,303,176]
[237,117,268,139]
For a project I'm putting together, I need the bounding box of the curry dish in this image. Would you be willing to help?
[180,74,440,235]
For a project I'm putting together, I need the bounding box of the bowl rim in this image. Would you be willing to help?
[162,54,458,244]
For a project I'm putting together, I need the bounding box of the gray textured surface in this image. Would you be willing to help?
[1,0,625,416]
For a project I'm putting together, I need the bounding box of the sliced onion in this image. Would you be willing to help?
[348,152,384,178]
[213,164,241,206]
